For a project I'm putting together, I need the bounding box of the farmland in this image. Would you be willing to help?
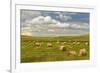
[21,35,89,63]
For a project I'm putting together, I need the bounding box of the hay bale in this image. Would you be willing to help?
[78,48,87,56]
[59,46,66,51]
[47,43,52,47]
[68,50,77,56]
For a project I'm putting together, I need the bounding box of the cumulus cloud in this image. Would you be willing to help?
[55,12,72,22]
[70,23,89,29]
[47,29,55,32]
[20,10,89,36]
[21,15,89,36]
[21,27,32,36]
[56,22,70,27]
[21,10,41,23]
[30,16,57,25]
[29,16,71,28]
[59,14,72,21]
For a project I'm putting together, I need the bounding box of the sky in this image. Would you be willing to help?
[21,9,90,36]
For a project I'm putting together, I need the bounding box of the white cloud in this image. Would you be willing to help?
[44,16,52,23]
[30,16,55,25]
[29,16,71,28]
[21,27,32,36]
[21,10,41,23]
[70,23,89,29]
[30,16,44,24]
[71,24,81,29]
[55,12,72,22]
[21,15,89,36]
[59,14,72,21]
[56,22,70,27]
[48,29,55,32]
[48,24,57,28]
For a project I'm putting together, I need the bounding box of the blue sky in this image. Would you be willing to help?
[41,11,89,23]
[21,10,90,36]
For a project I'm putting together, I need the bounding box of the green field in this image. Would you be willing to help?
[21,35,89,63]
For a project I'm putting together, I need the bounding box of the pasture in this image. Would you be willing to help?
[21,35,89,63]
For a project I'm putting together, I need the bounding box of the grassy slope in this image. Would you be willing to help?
[21,35,89,63]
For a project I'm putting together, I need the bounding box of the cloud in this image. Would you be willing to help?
[56,22,70,27]
[21,15,89,36]
[47,29,55,32]
[29,16,58,27]
[55,12,72,22]
[44,16,52,23]
[21,10,41,23]
[21,27,32,36]
[59,14,72,21]
[29,16,71,28]
[70,23,89,29]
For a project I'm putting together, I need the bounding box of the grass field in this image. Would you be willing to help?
[21,35,89,63]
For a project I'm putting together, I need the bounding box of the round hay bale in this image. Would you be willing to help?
[59,46,66,51]
[78,48,87,56]
[68,50,77,56]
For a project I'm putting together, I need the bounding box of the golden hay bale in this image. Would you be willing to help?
[76,42,80,45]
[59,46,66,51]
[35,42,41,46]
[68,50,77,56]
[78,48,87,56]
[47,43,52,47]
